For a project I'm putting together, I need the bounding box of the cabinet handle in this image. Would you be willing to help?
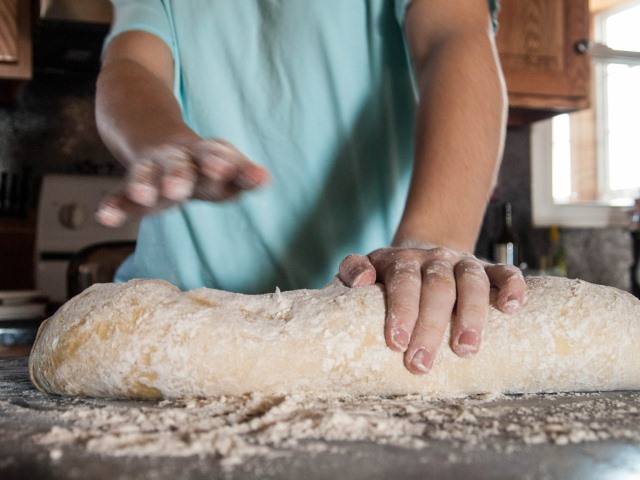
[574,39,592,55]
[576,41,640,65]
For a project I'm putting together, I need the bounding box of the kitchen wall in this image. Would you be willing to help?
[480,126,634,293]
[0,73,634,292]
[0,72,122,203]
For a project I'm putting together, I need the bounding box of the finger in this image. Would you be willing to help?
[194,176,244,201]
[124,158,161,207]
[374,254,422,353]
[95,193,128,228]
[485,264,526,313]
[338,254,377,287]
[235,162,270,190]
[450,258,490,358]
[193,139,239,182]
[404,256,457,374]
[95,192,153,227]
[154,146,196,201]
[194,139,269,189]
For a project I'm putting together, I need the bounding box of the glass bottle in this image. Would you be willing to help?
[493,202,520,266]
[548,225,567,277]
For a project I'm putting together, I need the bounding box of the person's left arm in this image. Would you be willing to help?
[339,0,526,374]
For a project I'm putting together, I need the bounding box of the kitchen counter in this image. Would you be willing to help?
[0,345,32,357]
[2,355,640,480]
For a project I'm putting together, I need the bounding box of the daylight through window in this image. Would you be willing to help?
[551,0,640,206]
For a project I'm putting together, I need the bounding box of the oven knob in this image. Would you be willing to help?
[58,203,87,230]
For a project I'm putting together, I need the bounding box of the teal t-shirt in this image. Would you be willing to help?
[107,0,497,293]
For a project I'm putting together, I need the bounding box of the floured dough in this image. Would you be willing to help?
[29,276,640,400]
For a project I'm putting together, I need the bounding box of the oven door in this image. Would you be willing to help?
[35,175,140,305]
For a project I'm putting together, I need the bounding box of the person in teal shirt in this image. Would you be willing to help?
[95,0,526,375]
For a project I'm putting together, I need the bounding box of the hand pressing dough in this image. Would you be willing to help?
[29,276,640,400]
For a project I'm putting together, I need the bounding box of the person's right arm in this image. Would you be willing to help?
[95,31,269,227]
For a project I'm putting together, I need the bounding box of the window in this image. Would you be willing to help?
[532,0,640,227]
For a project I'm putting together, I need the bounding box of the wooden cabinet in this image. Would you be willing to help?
[0,215,36,290]
[0,0,32,79]
[0,0,32,101]
[495,0,591,125]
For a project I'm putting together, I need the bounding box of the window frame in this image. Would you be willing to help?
[531,120,632,227]
[531,1,640,227]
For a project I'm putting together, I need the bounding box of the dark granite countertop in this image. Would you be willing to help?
[2,355,640,480]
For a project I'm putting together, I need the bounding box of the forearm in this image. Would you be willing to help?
[340,2,524,376]
[96,49,197,168]
[94,32,269,224]
[394,31,507,253]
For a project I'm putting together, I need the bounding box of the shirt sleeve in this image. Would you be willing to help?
[394,0,500,31]
[104,0,175,56]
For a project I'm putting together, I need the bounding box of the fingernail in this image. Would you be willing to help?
[455,330,479,356]
[502,294,521,313]
[391,328,410,351]
[129,182,158,206]
[95,205,125,228]
[457,330,478,347]
[163,177,194,201]
[410,348,433,373]
[238,166,271,189]
[352,267,376,287]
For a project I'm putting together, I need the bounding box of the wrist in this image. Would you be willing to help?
[392,230,475,254]
[391,237,438,251]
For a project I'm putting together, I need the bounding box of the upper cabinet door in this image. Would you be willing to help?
[495,0,591,124]
[0,0,32,80]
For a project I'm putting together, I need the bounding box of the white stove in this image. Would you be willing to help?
[35,174,140,305]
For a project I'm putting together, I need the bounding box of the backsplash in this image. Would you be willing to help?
[482,126,633,293]
[0,73,634,291]
[0,73,122,210]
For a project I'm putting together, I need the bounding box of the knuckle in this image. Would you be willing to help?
[380,254,421,282]
[366,248,388,265]
[161,144,189,159]
[501,263,522,273]
[394,258,421,276]
[146,144,183,164]
[129,158,156,177]
[503,267,525,285]
[427,247,455,261]
[496,263,522,275]
[509,265,525,278]
[391,248,419,262]
[457,264,489,286]
[423,262,456,293]
[367,247,387,258]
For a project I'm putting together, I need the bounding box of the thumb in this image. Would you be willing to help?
[338,254,377,287]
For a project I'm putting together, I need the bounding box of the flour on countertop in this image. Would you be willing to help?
[28,391,640,468]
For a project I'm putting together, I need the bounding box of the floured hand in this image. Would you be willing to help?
[338,244,526,374]
[96,138,270,227]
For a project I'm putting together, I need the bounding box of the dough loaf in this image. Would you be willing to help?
[29,276,640,400]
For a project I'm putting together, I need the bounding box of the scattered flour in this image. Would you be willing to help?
[29,391,640,468]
